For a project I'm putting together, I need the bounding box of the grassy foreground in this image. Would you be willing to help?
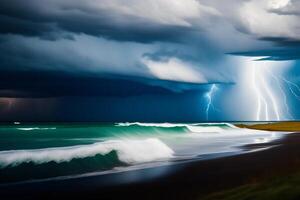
[202,122,300,200]
[235,121,300,132]
[202,173,300,200]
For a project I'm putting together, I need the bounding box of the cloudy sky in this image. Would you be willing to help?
[1,0,300,122]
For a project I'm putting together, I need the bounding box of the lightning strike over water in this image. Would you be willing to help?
[251,64,266,120]
[267,69,293,119]
[280,77,300,101]
[205,84,218,120]
[260,64,280,121]
[264,63,300,120]
[249,61,284,121]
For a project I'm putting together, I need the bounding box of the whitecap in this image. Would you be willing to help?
[0,138,174,168]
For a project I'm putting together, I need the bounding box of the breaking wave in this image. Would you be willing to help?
[0,138,174,168]
[17,127,57,131]
[0,122,286,184]
[116,122,237,133]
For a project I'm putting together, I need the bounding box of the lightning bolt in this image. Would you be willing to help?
[251,64,267,120]
[238,57,294,121]
[251,62,282,121]
[267,73,300,120]
[280,77,300,100]
[267,68,293,119]
[259,67,280,121]
[205,84,218,120]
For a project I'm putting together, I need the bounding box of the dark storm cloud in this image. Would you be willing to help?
[0,69,216,98]
[228,36,300,61]
[0,31,232,86]
[0,15,56,38]
[0,0,194,43]
[1,0,300,122]
[0,0,232,86]
[258,37,300,47]
[0,0,299,99]
[229,47,300,61]
[0,0,295,76]
[0,0,299,50]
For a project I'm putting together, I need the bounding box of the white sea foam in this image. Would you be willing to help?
[0,138,174,168]
[186,125,225,133]
[116,122,188,127]
[17,127,56,131]
[116,122,237,129]
[192,123,237,128]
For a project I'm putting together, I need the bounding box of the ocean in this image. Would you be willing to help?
[0,122,285,185]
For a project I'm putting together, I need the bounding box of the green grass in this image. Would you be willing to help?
[201,173,300,200]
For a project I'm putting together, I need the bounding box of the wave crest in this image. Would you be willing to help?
[116,122,237,133]
[0,138,174,168]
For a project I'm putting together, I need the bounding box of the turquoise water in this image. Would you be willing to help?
[0,123,285,184]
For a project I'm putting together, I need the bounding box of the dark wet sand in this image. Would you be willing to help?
[1,131,300,200]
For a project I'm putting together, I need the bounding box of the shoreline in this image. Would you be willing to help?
[1,130,300,199]
[235,121,300,131]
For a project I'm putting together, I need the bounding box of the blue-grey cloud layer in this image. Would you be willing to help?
[1,0,300,121]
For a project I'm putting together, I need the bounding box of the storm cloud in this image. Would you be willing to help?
[1,0,300,121]
[1,0,300,96]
